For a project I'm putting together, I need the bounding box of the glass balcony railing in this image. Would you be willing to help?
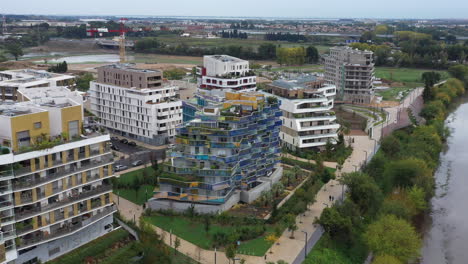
[15,184,112,222]
[13,155,113,191]
[17,205,116,249]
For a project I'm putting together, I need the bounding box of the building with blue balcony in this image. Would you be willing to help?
[150,91,283,213]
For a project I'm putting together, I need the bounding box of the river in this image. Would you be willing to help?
[421,99,468,264]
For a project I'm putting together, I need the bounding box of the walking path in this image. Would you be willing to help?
[113,88,426,264]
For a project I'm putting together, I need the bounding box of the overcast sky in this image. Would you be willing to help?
[1,0,467,19]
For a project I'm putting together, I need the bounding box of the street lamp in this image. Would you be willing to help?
[301,230,308,260]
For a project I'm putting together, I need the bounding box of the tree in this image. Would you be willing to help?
[380,135,401,158]
[316,206,353,241]
[364,215,421,263]
[306,46,319,63]
[422,71,441,101]
[284,214,297,239]
[383,158,433,195]
[342,172,383,215]
[225,244,236,264]
[283,170,295,187]
[174,237,181,255]
[6,41,23,61]
[75,73,95,91]
[448,64,468,84]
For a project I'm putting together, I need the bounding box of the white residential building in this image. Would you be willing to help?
[262,76,340,150]
[0,69,75,102]
[196,55,256,102]
[89,64,182,145]
[324,46,375,104]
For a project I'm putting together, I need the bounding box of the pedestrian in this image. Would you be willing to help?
[329,195,331,201]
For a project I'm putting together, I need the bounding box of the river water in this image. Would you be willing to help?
[421,100,468,264]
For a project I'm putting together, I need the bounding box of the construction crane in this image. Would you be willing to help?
[1,15,7,35]
[86,18,129,63]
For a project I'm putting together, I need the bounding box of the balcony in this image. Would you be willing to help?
[17,205,117,249]
[13,155,114,191]
[15,184,113,222]
[13,146,111,178]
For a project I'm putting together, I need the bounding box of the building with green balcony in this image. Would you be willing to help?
[150,91,283,213]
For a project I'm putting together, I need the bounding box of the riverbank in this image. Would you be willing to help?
[307,75,467,264]
[420,93,468,263]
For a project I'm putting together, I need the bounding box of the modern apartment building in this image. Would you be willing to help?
[151,91,283,213]
[195,55,256,105]
[263,76,340,150]
[0,69,75,102]
[89,64,182,145]
[324,46,375,104]
[0,87,115,264]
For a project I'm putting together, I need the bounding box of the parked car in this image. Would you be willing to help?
[131,160,143,167]
[111,145,120,151]
[127,141,137,147]
[114,165,128,172]
[167,144,175,149]
[111,136,119,141]
[120,138,128,144]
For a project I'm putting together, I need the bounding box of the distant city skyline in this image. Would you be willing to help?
[1,0,467,19]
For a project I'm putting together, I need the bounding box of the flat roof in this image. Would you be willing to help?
[205,55,245,63]
[99,64,160,74]
[271,76,321,90]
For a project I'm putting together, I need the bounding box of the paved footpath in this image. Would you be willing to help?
[116,90,425,263]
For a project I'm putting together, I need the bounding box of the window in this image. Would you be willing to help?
[68,120,79,138]
[16,130,31,148]
[34,122,42,129]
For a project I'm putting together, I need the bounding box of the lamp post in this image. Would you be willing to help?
[214,247,217,264]
[301,230,308,260]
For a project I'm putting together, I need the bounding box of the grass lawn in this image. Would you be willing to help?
[114,184,155,205]
[144,215,274,256]
[376,86,414,101]
[113,167,158,205]
[48,229,131,264]
[375,67,448,83]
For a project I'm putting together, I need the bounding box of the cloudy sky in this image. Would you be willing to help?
[1,0,467,19]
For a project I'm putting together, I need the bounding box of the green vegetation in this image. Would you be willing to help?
[48,61,68,73]
[75,72,95,91]
[163,68,187,80]
[144,214,273,256]
[47,229,132,264]
[308,67,468,263]
[113,166,159,205]
[145,163,327,256]
[375,67,448,83]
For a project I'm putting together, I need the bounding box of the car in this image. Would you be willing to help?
[111,145,120,151]
[167,144,175,149]
[114,165,128,172]
[131,160,143,167]
[127,141,137,147]
[120,138,128,144]
[111,136,119,141]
